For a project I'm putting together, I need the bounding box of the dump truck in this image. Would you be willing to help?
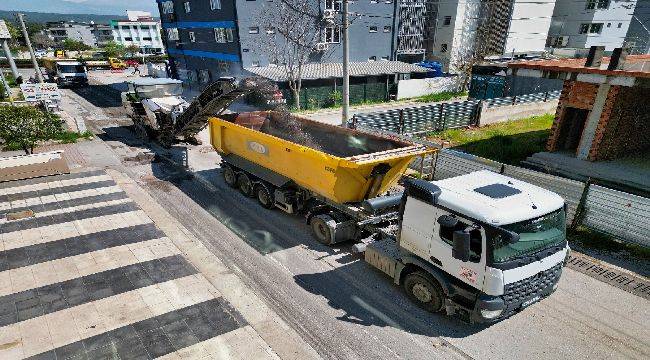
[42,58,88,87]
[209,113,570,323]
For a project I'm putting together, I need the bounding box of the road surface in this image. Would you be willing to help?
[59,79,650,360]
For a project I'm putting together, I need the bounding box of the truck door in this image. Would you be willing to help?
[400,197,436,260]
[430,209,486,290]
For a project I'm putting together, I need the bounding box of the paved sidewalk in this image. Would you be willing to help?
[0,170,280,360]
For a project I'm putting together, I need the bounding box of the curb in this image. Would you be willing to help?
[566,251,649,300]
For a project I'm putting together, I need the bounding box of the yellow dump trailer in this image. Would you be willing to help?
[209,111,433,204]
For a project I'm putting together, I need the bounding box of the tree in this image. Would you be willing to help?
[0,105,64,154]
[62,38,91,51]
[254,0,331,110]
[32,33,54,49]
[126,44,141,56]
[448,0,499,91]
[101,40,126,58]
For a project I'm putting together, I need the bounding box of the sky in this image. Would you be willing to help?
[0,0,158,15]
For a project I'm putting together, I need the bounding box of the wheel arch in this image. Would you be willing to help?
[396,254,453,296]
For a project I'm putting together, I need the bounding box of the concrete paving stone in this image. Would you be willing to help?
[0,202,139,235]
[2,191,128,219]
[0,170,106,191]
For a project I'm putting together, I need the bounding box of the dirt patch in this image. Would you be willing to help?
[123,152,157,164]
[7,210,35,221]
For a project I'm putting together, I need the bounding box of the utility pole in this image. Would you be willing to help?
[16,13,44,83]
[0,66,13,104]
[1,40,19,80]
[341,0,350,127]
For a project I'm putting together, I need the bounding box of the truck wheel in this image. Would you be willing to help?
[256,185,274,209]
[223,167,237,188]
[404,272,445,313]
[311,215,333,245]
[237,174,254,197]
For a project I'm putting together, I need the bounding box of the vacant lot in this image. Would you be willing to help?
[428,113,554,165]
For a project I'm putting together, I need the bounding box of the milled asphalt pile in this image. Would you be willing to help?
[235,110,407,157]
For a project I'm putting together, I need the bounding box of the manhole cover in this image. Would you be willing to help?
[7,210,35,221]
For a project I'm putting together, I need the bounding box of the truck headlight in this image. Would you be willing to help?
[480,308,503,319]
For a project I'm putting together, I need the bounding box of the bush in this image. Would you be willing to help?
[0,105,65,154]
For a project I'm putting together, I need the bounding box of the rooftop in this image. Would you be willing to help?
[433,170,565,225]
[508,55,650,79]
[244,61,428,82]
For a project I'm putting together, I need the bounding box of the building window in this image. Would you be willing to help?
[210,0,222,10]
[249,27,259,34]
[184,2,191,13]
[383,26,391,33]
[617,23,622,28]
[369,56,377,61]
[607,23,611,27]
[167,28,179,41]
[214,27,234,43]
[326,0,341,10]
[162,1,174,14]
[325,26,340,43]
[369,26,378,33]
[579,23,602,34]
[443,16,451,26]
[143,37,152,41]
[189,31,196,42]
[381,56,389,60]
[586,0,609,9]
[124,37,133,41]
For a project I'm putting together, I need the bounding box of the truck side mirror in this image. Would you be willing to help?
[452,230,471,262]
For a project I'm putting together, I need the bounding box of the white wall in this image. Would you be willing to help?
[396,76,461,99]
[548,0,637,51]
[504,0,557,53]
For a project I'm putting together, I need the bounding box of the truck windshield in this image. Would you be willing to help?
[490,209,566,263]
[58,65,85,73]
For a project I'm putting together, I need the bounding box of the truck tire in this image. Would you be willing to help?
[256,184,275,209]
[223,167,237,188]
[403,272,445,313]
[310,214,333,245]
[237,174,254,197]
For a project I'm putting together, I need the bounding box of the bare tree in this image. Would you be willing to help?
[449,0,509,91]
[254,0,331,110]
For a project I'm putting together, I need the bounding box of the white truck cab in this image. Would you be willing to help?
[368,170,569,323]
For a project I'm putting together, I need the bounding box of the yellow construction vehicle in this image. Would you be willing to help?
[109,57,127,70]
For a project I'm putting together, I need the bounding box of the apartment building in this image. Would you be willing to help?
[547,0,649,54]
[47,22,98,47]
[156,0,423,82]
[111,11,165,54]
[426,0,556,72]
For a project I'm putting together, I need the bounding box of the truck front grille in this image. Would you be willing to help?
[502,263,562,306]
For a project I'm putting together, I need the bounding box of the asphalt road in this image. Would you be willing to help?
[60,81,650,360]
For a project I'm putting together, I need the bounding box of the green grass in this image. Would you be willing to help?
[427,113,555,165]
[2,130,93,151]
[413,91,467,103]
[569,226,650,261]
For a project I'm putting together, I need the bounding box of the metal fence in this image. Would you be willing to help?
[582,185,650,247]
[427,149,649,246]
[352,90,559,135]
[483,90,561,108]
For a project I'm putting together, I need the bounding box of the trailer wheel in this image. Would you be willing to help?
[256,184,275,209]
[223,167,237,188]
[237,174,254,197]
[404,272,445,313]
[310,214,333,245]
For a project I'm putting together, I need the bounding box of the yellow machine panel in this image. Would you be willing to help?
[209,112,434,204]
